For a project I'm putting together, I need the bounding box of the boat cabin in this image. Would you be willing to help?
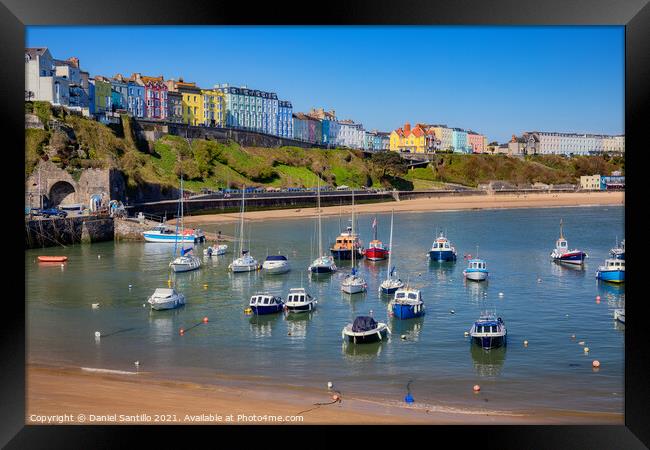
[249,294,282,306]
[605,259,625,270]
[556,238,568,250]
[264,255,288,262]
[467,259,487,270]
[152,225,175,235]
[287,288,311,303]
[394,288,422,303]
[368,240,385,249]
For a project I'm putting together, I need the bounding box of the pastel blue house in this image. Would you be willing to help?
[127,81,145,118]
[452,128,470,153]
[110,77,128,111]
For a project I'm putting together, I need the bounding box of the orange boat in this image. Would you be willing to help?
[37,256,68,262]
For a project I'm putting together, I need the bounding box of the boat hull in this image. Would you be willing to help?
[364,248,388,261]
[596,269,625,283]
[309,265,335,274]
[262,262,290,274]
[37,256,68,262]
[143,233,197,244]
[472,335,506,350]
[391,302,425,319]
[552,251,586,265]
[251,305,284,315]
[429,250,457,262]
[331,249,364,260]
[285,302,316,313]
[341,284,366,294]
[464,270,488,281]
[343,328,388,344]
[230,261,261,272]
[379,282,404,295]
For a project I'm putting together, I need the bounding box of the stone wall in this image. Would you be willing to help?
[25,217,114,249]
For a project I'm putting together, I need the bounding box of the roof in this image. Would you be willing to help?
[265,255,288,261]
[25,48,49,59]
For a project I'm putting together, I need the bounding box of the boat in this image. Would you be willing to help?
[37,256,68,262]
[389,287,425,319]
[262,254,291,274]
[342,315,391,344]
[284,287,317,313]
[550,219,587,265]
[249,293,284,315]
[463,247,488,282]
[610,238,625,260]
[147,288,186,311]
[379,210,404,294]
[614,308,625,324]
[363,217,388,261]
[308,179,337,274]
[204,243,228,257]
[330,192,364,260]
[469,312,507,350]
[229,189,261,273]
[143,224,205,243]
[341,190,367,294]
[169,174,202,273]
[596,258,625,283]
[429,231,457,262]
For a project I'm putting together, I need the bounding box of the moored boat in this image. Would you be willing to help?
[170,249,202,273]
[284,287,317,313]
[596,258,625,283]
[469,312,507,350]
[363,217,388,261]
[147,288,185,311]
[262,254,291,274]
[389,287,425,319]
[204,244,228,257]
[330,226,365,260]
[143,224,197,243]
[550,219,587,265]
[379,210,404,295]
[610,238,625,260]
[340,190,367,294]
[37,256,68,262]
[229,189,261,273]
[308,179,337,274]
[429,231,457,262]
[463,249,488,282]
[342,316,391,344]
[614,308,625,324]
[249,293,284,315]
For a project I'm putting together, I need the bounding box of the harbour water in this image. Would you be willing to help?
[26,206,625,417]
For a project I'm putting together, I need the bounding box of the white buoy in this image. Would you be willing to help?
[450,309,455,314]
[498,292,504,297]
[142,303,146,307]
[134,361,140,366]
[94,331,101,339]
[327,381,333,390]
[91,303,99,309]
[129,284,133,289]
[98,255,101,259]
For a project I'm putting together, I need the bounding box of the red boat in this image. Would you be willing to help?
[37,256,68,262]
[364,217,388,261]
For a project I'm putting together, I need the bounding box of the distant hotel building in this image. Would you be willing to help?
[521,131,625,155]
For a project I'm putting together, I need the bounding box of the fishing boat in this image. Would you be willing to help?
[428,231,457,262]
[308,179,337,274]
[284,287,317,313]
[262,254,291,274]
[342,316,391,344]
[330,192,364,260]
[249,293,284,315]
[143,224,197,243]
[596,258,625,283]
[389,287,425,319]
[614,309,625,324]
[610,238,625,260]
[379,210,404,294]
[147,288,185,311]
[364,217,388,261]
[37,256,68,262]
[463,247,488,282]
[229,189,261,273]
[550,219,587,265]
[341,191,367,294]
[469,312,507,350]
[169,174,202,273]
[204,243,228,257]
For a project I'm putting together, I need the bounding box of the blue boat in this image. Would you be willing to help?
[469,313,507,350]
[610,239,625,260]
[596,258,625,283]
[390,288,425,319]
[550,219,587,265]
[428,232,457,262]
[249,293,284,315]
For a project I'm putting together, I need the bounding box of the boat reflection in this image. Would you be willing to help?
[389,316,424,342]
[550,260,586,275]
[285,313,311,340]
[342,340,384,359]
[248,314,281,338]
[465,279,489,305]
[148,309,181,343]
[429,261,455,281]
[470,345,507,377]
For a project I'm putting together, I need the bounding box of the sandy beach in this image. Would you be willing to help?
[26,364,622,425]
[182,191,624,226]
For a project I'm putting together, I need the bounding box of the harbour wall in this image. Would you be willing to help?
[25,216,114,249]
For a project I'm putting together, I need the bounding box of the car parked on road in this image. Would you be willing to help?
[40,207,68,218]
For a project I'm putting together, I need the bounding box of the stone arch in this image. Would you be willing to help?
[49,180,76,207]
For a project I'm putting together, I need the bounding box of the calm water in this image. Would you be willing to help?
[27,206,625,415]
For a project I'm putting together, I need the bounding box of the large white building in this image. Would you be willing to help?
[523,131,625,155]
[25,48,70,106]
[337,119,365,149]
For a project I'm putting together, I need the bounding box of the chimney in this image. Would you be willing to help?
[404,123,411,133]
[66,57,80,68]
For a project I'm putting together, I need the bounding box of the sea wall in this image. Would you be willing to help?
[25,216,114,249]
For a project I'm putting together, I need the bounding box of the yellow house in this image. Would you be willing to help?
[201,89,225,127]
[389,123,431,153]
[166,79,203,126]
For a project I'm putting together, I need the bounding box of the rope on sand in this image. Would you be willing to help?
[296,389,342,415]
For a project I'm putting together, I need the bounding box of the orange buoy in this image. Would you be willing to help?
[473,384,481,393]
[203,317,209,323]
[332,394,340,401]
[179,328,185,335]
[38,256,68,262]
[592,360,600,368]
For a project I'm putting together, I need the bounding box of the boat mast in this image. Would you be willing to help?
[239,188,245,257]
[317,177,322,257]
[351,189,355,270]
[559,218,564,239]
[386,209,394,283]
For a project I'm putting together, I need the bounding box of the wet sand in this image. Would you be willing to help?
[26,365,622,425]
[182,191,624,226]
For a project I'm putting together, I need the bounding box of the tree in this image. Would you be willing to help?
[370,151,407,179]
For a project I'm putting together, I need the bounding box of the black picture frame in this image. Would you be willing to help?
[4,0,649,447]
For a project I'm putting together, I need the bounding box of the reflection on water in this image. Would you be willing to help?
[465,279,489,305]
[342,340,384,359]
[470,344,507,377]
[285,313,311,340]
[550,260,586,276]
[248,314,281,338]
[389,317,424,342]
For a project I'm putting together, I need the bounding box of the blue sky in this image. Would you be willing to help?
[26,26,624,143]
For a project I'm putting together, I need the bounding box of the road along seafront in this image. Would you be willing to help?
[181,191,624,226]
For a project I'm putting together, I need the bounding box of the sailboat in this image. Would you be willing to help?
[169,173,202,273]
[229,188,261,272]
[379,209,404,294]
[308,178,337,274]
[341,190,367,294]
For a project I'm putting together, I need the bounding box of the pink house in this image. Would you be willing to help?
[467,132,485,153]
[131,73,168,120]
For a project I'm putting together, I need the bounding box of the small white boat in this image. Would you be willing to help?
[284,287,317,313]
[229,252,261,272]
[204,244,228,257]
[469,312,507,350]
[341,271,367,294]
[550,219,587,265]
[249,293,284,315]
[379,209,404,294]
[147,288,185,310]
[143,224,197,243]
[342,316,391,344]
[262,255,291,274]
[308,179,337,274]
[614,309,625,324]
[170,253,202,273]
[463,256,488,282]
